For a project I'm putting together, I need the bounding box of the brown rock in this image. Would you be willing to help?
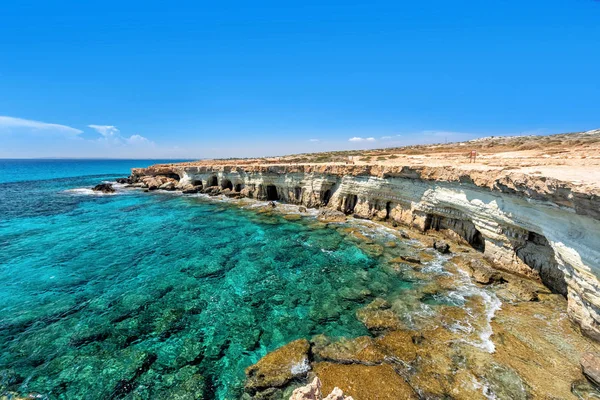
[581,352,600,388]
[245,339,311,392]
[313,362,418,400]
[375,330,418,362]
[467,259,505,284]
[311,335,386,365]
[317,209,346,223]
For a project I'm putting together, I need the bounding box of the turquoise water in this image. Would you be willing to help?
[0,160,449,399]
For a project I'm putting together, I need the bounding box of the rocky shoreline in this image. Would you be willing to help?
[123,162,600,342]
[109,163,600,399]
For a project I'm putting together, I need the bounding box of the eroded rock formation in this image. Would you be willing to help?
[127,163,600,341]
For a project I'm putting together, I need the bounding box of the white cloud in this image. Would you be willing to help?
[88,124,154,147]
[126,134,153,145]
[349,137,376,142]
[381,136,392,140]
[0,116,83,135]
[309,138,320,142]
[88,125,120,138]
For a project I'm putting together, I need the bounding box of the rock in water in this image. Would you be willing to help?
[581,352,600,388]
[433,240,450,254]
[245,339,311,392]
[92,183,115,193]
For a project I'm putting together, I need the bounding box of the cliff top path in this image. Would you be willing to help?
[162,129,600,192]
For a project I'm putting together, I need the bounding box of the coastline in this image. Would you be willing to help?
[107,178,600,399]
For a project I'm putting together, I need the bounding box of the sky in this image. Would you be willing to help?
[1,0,599,159]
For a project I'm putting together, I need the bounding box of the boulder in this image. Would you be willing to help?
[182,185,201,194]
[245,339,311,392]
[467,259,505,284]
[581,352,600,388]
[159,181,176,191]
[317,209,346,223]
[298,206,308,213]
[92,183,115,193]
[115,177,131,184]
[433,240,450,254]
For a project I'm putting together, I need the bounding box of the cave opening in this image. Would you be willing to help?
[385,201,392,219]
[234,183,243,192]
[165,173,181,181]
[294,187,303,202]
[221,179,233,190]
[322,189,332,206]
[516,231,567,296]
[191,180,203,188]
[207,176,218,187]
[344,194,358,214]
[266,185,279,201]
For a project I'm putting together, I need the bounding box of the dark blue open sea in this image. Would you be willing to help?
[0,159,486,399]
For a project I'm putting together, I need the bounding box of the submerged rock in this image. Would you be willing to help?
[356,298,403,333]
[581,352,600,388]
[92,183,115,193]
[245,339,311,392]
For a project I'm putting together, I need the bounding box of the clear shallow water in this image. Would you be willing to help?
[0,160,490,399]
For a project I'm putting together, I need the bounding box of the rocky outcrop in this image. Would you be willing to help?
[581,352,600,388]
[245,339,311,393]
[289,378,354,400]
[128,163,600,341]
[92,183,115,193]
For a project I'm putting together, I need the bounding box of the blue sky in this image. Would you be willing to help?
[1,0,599,158]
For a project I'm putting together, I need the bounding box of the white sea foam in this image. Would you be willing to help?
[290,357,311,375]
[64,188,118,196]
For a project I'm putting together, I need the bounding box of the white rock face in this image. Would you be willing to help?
[132,164,600,340]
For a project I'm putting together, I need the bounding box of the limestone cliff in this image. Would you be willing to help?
[129,163,600,341]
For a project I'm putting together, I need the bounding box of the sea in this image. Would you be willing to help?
[0,159,496,399]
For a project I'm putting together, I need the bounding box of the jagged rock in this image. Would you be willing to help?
[268,201,277,208]
[245,339,311,392]
[289,378,354,400]
[467,259,505,284]
[317,209,346,223]
[182,185,202,194]
[116,177,131,184]
[203,186,221,195]
[289,377,322,400]
[159,181,176,191]
[433,240,450,254]
[92,183,115,193]
[298,206,308,213]
[581,352,600,388]
[505,280,539,302]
